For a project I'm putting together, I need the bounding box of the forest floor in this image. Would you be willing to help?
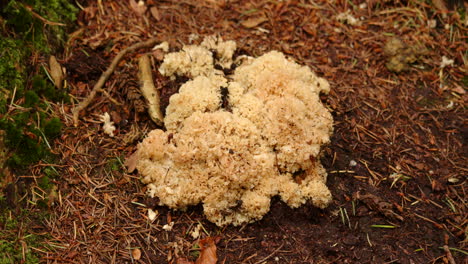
[5,0,468,263]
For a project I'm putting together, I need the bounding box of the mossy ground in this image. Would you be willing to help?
[0,203,46,264]
[0,0,78,262]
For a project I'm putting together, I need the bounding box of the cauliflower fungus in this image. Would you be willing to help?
[136,36,334,226]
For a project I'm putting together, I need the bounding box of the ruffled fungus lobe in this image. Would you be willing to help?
[136,36,334,226]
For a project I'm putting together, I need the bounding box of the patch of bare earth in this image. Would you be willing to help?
[39,0,466,263]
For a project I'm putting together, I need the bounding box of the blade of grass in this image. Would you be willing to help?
[371,224,396,228]
[439,247,468,255]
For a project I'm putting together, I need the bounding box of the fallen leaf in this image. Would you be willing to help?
[451,85,466,95]
[131,248,141,260]
[47,184,58,207]
[125,151,139,173]
[240,16,268,28]
[130,0,147,16]
[150,6,161,21]
[49,56,64,89]
[302,23,316,36]
[177,258,194,264]
[195,237,221,264]
[432,0,448,12]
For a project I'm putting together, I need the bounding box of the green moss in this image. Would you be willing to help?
[0,0,77,170]
[107,156,125,172]
[462,76,468,87]
[43,166,59,179]
[31,74,69,102]
[0,38,26,95]
[0,110,63,168]
[0,2,76,261]
[24,90,39,107]
[2,0,78,53]
[0,203,43,263]
[43,117,62,140]
[0,99,6,114]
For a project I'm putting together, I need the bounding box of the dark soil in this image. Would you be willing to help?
[22,0,467,263]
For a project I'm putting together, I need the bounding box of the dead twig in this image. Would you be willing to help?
[138,54,164,126]
[23,4,66,26]
[72,38,159,125]
[443,245,457,264]
[253,243,284,264]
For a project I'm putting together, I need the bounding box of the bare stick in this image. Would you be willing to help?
[138,54,164,126]
[72,38,159,125]
[443,245,456,264]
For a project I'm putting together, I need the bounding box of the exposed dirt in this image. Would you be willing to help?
[16,0,468,263]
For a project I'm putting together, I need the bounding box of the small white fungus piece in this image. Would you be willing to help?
[99,112,116,137]
[336,11,361,26]
[440,56,454,68]
[190,224,202,239]
[162,222,174,231]
[148,209,158,221]
[152,41,169,52]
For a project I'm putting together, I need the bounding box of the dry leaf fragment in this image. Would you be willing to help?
[432,0,448,12]
[47,184,58,207]
[177,258,194,264]
[150,6,161,21]
[49,56,64,89]
[125,151,139,173]
[130,0,147,16]
[302,23,316,36]
[195,237,220,264]
[451,85,466,95]
[241,16,268,28]
[131,248,141,260]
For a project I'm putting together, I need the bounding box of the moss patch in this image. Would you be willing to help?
[0,199,47,264]
[0,1,78,262]
[0,0,77,171]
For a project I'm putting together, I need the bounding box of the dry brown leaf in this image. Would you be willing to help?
[432,0,448,12]
[150,6,161,21]
[240,16,268,28]
[125,151,139,173]
[177,258,194,264]
[129,0,147,16]
[302,23,316,36]
[452,85,466,95]
[131,248,141,260]
[195,237,221,264]
[49,56,64,89]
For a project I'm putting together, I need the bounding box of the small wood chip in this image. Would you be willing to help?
[241,16,268,28]
[131,248,141,260]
